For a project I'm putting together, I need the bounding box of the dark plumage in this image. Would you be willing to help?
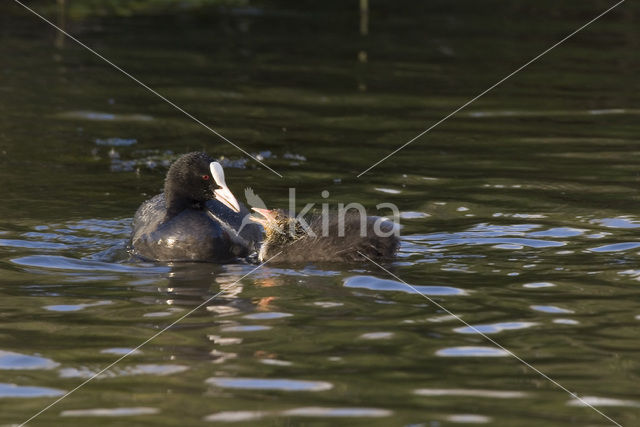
[252,209,399,263]
[130,152,261,262]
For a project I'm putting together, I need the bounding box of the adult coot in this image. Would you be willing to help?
[130,152,261,262]
[251,208,399,263]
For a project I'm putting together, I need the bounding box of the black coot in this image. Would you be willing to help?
[251,208,399,263]
[130,152,261,262]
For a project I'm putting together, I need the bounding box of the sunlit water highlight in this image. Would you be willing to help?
[1,2,639,426]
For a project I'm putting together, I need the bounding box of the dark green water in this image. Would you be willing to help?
[1,1,639,425]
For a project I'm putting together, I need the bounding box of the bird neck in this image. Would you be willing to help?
[164,183,201,220]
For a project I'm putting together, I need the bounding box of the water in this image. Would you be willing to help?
[1,1,639,425]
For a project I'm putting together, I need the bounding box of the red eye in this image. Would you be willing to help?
[202,175,210,181]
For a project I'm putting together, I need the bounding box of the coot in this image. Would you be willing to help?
[130,152,261,262]
[251,208,399,263]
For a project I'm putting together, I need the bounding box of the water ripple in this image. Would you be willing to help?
[220,325,272,332]
[374,187,401,194]
[44,300,112,312]
[0,350,59,370]
[243,312,292,320]
[531,305,574,314]
[528,227,585,238]
[12,255,167,274]
[523,282,555,288]
[406,223,565,249]
[415,389,527,398]
[0,239,68,250]
[589,242,640,253]
[206,377,332,391]
[0,383,65,398]
[567,396,640,408]
[260,359,292,366]
[400,211,430,219]
[466,108,637,118]
[55,110,154,122]
[100,348,142,356]
[344,275,466,296]
[313,301,344,308]
[454,322,537,334]
[359,332,394,340]
[553,319,579,325]
[204,407,391,422]
[434,237,564,249]
[445,414,491,423]
[60,407,160,417]
[283,407,391,417]
[436,347,509,357]
[204,411,268,422]
[59,364,187,378]
[95,137,137,146]
[593,217,640,229]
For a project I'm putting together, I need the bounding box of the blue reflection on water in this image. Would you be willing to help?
[589,242,640,253]
[344,275,466,296]
[206,377,332,391]
[0,350,59,370]
[531,305,574,314]
[12,255,167,274]
[594,217,640,229]
[454,322,537,334]
[243,312,293,320]
[0,383,65,398]
[436,346,509,357]
[0,239,69,250]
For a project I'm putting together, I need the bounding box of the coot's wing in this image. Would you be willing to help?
[205,199,263,250]
[131,193,166,243]
[133,208,252,262]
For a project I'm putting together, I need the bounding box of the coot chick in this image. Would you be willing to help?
[251,208,399,263]
[130,152,262,262]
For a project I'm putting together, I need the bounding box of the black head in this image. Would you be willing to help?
[164,152,240,217]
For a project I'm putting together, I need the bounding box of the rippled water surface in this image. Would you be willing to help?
[1,1,639,426]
